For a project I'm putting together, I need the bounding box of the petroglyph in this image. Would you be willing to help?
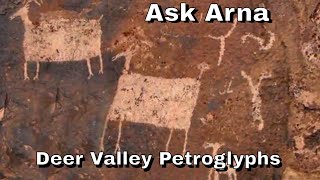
[100,64,208,154]
[241,31,276,50]
[197,62,210,79]
[206,19,238,66]
[112,27,154,73]
[10,0,104,80]
[112,44,137,74]
[219,78,234,95]
[204,142,224,180]
[0,107,4,122]
[100,73,201,154]
[0,94,8,122]
[241,71,272,131]
[203,142,237,180]
[200,113,214,125]
[219,166,237,180]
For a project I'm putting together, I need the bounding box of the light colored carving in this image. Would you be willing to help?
[219,78,234,95]
[0,107,4,122]
[241,31,275,50]
[200,113,214,125]
[203,142,237,180]
[112,44,137,74]
[241,71,272,131]
[197,62,210,79]
[100,65,209,154]
[100,73,201,154]
[206,19,238,66]
[10,1,104,80]
[112,27,153,74]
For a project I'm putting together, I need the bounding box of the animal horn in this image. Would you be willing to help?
[24,0,43,6]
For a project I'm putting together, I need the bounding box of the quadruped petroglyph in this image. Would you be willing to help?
[203,142,237,180]
[10,0,104,80]
[101,73,201,154]
[100,61,209,154]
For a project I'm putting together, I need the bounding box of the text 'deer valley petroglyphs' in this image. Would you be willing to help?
[100,73,201,154]
[241,71,272,131]
[10,0,104,80]
[203,142,237,180]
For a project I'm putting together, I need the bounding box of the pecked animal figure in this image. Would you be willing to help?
[10,0,104,80]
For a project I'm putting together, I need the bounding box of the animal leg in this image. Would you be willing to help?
[230,172,237,180]
[24,62,30,80]
[33,61,40,80]
[214,171,220,180]
[207,169,213,180]
[165,129,174,151]
[217,38,226,66]
[114,120,123,154]
[99,54,103,74]
[86,59,94,79]
[99,117,109,152]
[233,172,237,180]
[182,129,189,155]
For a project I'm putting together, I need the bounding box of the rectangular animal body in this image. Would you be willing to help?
[26,17,102,62]
[107,73,201,130]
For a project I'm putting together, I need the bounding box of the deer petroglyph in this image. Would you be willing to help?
[241,71,272,131]
[206,19,238,66]
[100,63,209,154]
[203,142,237,180]
[10,0,104,80]
[241,31,276,50]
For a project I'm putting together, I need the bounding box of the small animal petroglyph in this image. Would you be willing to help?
[206,19,238,66]
[203,142,237,180]
[197,62,210,79]
[241,31,276,50]
[200,113,214,125]
[100,64,209,154]
[241,71,272,131]
[10,0,104,80]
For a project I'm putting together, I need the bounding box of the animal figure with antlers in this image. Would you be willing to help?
[203,142,237,180]
[10,0,104,80]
